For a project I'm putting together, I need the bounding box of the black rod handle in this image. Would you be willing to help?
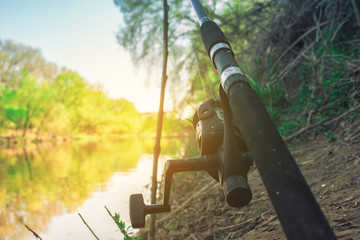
[228,81,336,240]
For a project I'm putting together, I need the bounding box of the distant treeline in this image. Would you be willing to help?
[0,40,190,138]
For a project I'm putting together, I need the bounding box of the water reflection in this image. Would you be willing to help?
[0,137,184,239]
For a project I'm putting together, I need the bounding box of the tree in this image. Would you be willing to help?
[0,39,60,89]
[110,98,143,134]
[2,89,27,131]
[1,74,54,136]
[113,0,216,105]
[113,0,269,110]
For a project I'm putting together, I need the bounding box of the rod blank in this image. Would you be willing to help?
[189,0,210,25]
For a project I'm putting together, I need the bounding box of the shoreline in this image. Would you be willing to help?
[0,131,190,150]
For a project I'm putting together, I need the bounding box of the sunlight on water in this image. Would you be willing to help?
[0,138,184,239]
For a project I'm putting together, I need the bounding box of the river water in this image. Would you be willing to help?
[0,137,184,240]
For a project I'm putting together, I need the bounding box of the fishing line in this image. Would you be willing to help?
[191,36,209,99]
[175,0,209,99]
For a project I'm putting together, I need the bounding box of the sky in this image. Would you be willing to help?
[0,0,171,112]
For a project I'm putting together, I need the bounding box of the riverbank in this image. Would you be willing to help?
[0,129,190,151]
[137,117,360,239]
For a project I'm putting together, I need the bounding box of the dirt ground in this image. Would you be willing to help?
[137,117,360,239]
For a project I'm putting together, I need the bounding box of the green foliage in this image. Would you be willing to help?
[4,0,359,141]
[115,0,359,140]
[5,108,26,127]
[278,116,303,137]
[162,222,181,232]
[114,0,270,108]
[0,39,61,89]
[114,213,141,240]
[325,130,337,142]
[250,75,288,124]
[0,40,187,137]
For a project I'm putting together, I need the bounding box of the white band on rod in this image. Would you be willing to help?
[220,66,244,86]
[210,42,232,62]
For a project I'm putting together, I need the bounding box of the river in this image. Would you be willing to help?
[0,137,185,239]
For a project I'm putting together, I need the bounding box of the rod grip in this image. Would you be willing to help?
[200,21,231,56]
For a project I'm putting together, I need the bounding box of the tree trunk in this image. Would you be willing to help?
[148,1,169,239]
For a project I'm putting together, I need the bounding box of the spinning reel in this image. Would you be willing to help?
[129,98,253,228]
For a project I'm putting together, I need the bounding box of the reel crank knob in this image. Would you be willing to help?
[129,194,146,228]
[129,194,170,228]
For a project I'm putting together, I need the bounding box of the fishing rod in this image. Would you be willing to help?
[129,0,336,239]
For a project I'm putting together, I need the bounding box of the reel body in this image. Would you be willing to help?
[129,98,253,228]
